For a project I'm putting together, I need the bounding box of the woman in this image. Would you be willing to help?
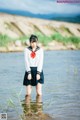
[23,34,44,96]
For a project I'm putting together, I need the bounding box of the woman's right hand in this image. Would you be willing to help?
[27,74,32,80]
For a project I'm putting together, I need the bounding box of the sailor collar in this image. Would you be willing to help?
[27,46,40,59]
[27,46,40,52]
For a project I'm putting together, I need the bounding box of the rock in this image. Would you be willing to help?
[8,46,24,52]
[25,39,30,46]
[48,41,66,50]
[15,40,22,47]
[38,42,43,47]
[0,47,7,52]
[66,44,76,50]
[22,113,53,120]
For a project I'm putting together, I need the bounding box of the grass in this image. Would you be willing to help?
[0,87,23,120]
[37,32,80,48]
[0,34,28,47]
[0,34,13,47]
[36,32,52,46]
[0,33,80,48]
[51,32,80,48]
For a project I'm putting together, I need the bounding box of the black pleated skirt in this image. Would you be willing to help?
[23,67,44,86]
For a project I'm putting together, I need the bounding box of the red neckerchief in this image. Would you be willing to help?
[27,46,40,59]
[30,51,36,58]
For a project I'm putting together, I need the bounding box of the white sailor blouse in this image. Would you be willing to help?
[24,46,44,74]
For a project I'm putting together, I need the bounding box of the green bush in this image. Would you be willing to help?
[51,32,80,46]
[0,34,12,46]
[36,32,52,46]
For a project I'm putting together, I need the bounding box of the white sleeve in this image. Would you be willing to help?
[37,48,44,74]
[24,48,31,73]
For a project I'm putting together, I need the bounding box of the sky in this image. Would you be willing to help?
[0,0,80,14]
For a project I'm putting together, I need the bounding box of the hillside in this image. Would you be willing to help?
[0,13,80,38]
[0,13,80,52]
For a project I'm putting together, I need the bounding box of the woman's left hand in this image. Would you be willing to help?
[36,74,40,80]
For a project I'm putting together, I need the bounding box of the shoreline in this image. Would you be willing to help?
[0,41,79,53]
[0,45,78,53]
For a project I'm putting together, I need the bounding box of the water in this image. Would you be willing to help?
[0,50,80,120]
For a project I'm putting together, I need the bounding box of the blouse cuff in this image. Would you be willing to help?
[27,71,31,74]
[37,71,41,75]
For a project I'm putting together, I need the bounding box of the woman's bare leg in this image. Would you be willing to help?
[36,83,42,96]
[26,85,32,96]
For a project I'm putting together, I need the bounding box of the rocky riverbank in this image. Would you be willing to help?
[0,13,80,52]
[0,40,77,53]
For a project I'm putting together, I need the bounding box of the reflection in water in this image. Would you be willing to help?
[21,95,53,120]
[23,95,42,115]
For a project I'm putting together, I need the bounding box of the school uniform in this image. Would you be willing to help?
[23,46,44,86]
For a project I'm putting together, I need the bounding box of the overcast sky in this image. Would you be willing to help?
[0,0,80,14]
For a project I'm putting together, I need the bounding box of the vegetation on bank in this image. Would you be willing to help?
[0,34,12,47]
[36,32,80,48]
[0,33,80,49]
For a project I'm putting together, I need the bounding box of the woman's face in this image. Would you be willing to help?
[30,42,37,48]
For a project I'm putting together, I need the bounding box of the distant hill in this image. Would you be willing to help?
[0,8,80,23]
[51,15,80,23]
